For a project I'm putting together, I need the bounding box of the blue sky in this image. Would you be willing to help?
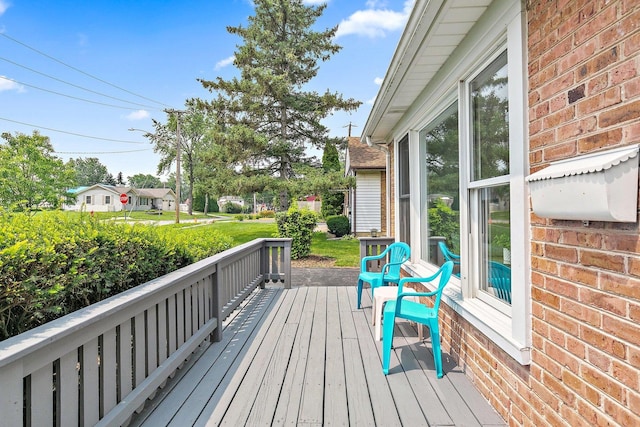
[0,0,412,180]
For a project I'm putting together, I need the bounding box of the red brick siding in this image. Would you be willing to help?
[522,0,639,425]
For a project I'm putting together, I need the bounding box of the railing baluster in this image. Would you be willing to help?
[157,301,168,364]
[82,338,100,426]
[59,349,79,427]
[134,313,146,387]
[30,363,53,426]
[102,328,118,416]
[118,320,133,399]
[167,295,177,355]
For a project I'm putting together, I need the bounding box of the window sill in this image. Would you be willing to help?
[404,263,531,365]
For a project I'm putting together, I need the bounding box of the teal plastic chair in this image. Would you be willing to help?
[381,261,454,378]
[356,242,411,309]
[489,261,511,303]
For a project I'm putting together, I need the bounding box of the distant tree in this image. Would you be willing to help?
[69,157,110,186]
[103,173,117,186]
[197,0,360,211]
[320,140,345,218]
[127,173,162,188]
[146,103,212,215]
[116,172,124,185]
[0,131,76,210]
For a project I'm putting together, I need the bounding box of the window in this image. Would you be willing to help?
[140,198,149,206]
[407,2,528,363]
[420,103,460,268]
[85,195,92,205]
[105,195,111,204]
[398,135,410,246]
[468,51,512,308]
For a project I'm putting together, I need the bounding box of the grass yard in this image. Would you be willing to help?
[207,220,359,267]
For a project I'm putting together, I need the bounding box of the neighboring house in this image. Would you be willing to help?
[345,136,386,236]
[363,1,640,425]
[65,184,176,212]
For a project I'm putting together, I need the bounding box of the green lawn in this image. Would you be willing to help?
[208,221,359,267]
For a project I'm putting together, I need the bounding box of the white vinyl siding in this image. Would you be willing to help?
[354,172,381,233]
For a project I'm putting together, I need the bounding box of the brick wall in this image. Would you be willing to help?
[526,0,640,424]
[421,1,640,426]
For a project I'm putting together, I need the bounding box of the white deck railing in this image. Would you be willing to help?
[0,238,291,427]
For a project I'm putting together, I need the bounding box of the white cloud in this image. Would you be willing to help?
[366,95,377,105]
[335,0,414,38]
[303,0,328,5]
[125,110,150,121]
[374,77,384,85]
[0,76,24,93]
[215,55,235,70]
[0,1,10,16]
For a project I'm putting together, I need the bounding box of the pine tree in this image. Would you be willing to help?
[198,0,360,211]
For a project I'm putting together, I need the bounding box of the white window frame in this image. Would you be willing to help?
[402,3,530,364]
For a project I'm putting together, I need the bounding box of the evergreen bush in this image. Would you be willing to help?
[326,215,350,237]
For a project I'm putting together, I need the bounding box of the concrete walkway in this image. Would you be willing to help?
[291,267,359,287]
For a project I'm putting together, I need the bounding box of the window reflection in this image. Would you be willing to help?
[420,102,460,267]
[471,51,509,181]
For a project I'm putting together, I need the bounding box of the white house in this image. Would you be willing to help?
[65,184,176,212]
[344,136,386,236]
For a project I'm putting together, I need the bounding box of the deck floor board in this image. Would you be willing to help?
[131,282,506,427]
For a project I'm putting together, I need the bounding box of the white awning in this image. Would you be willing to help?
[526,144,639,182]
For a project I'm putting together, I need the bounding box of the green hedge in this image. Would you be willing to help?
[0,211,232,340]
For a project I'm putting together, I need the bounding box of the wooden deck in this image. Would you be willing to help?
[130,281,506,426]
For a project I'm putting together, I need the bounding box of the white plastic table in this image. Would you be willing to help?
[372,286,422,341]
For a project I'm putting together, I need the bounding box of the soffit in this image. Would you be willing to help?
[363,0,492,143]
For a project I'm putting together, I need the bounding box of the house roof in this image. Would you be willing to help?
[346,136,386,171]
[72,184,174,198]
[135,188,175,198]
[362,0,492,143]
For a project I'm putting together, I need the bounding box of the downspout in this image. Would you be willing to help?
[366,136,391,237]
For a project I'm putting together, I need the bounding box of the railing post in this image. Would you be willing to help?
[359,237,395,271]
[210,270,222,342]
[283,240,292,289]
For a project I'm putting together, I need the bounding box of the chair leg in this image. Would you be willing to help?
[357,279,363,309]
[381,310,396,375]
[428,321,444,378]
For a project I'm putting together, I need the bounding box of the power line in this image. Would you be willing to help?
[0,56,161,110]
[54,148,153,154]
[0,117,147,144]
[0,32,172,108]
[1,76,160,111]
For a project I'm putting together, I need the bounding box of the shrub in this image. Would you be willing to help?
[258,210,275,218]
[222,201,243,214]
[0,211,233,340]
[428,199,459,249]
[326,215,350,237]
[275,207,317,259]
[234,214,245,221]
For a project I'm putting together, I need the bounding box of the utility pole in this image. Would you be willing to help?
[165,109,184,224]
